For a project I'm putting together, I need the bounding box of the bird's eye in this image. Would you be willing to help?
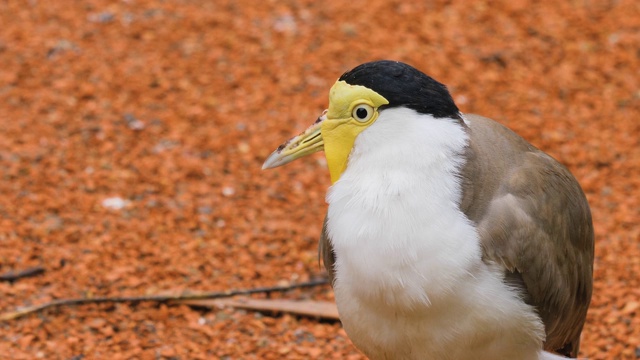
[352,104,374,123]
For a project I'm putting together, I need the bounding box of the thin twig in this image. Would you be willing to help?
[0,278,329,322]
[0,266,45,283]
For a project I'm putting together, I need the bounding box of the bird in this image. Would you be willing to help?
[262,60,594,360]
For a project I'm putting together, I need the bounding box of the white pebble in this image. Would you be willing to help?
[221,187,235,197]
[102,197,129,210]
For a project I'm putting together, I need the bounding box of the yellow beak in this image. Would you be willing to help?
[262,111,326,170]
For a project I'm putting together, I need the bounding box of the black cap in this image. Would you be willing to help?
[339,60,461,120]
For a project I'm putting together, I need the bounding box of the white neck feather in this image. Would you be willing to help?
[326,107,478,308]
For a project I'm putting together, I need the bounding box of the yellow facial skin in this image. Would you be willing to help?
[321,81,389,183]
[262,80,389,183]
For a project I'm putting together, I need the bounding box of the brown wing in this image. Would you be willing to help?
[319,215,336,284]
[459,114,594,357]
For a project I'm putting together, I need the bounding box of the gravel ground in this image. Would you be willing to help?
[0,0,639,359]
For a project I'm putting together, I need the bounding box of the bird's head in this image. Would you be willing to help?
[262,60,461,183]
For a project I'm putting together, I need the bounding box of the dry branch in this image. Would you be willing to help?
[0,278,329,322]
[180,298,340,320]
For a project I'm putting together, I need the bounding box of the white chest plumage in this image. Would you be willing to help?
[325,108,555,360]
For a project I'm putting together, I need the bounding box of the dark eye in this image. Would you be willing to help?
[352,104,374,123]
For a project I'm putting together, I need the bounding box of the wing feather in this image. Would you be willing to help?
[319,216,336,284]
[460,114,594,357]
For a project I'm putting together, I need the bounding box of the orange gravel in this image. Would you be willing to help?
[1,0,639,359]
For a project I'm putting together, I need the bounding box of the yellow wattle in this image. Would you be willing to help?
[320,81,389,184]
[321,119,367,184]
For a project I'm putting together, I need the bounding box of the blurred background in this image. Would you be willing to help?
[0,0,638,358]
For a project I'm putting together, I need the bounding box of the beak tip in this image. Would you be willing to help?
[261,151,281,170]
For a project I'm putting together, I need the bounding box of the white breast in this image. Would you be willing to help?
[325,108,547,360]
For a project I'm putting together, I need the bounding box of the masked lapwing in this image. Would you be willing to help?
[263,60,594,360]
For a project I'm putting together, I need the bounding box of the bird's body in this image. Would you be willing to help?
[264,61,593,359]
[322,110,590,360]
